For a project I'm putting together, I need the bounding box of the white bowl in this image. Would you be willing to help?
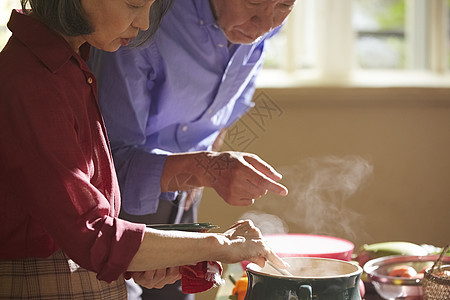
[363,254,450,299]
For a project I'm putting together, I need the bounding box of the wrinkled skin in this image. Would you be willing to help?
[206,151,288,206]
[210,0,297,44]
[128,220,289,288]
[216,220,288,268]
[163,151,288,208]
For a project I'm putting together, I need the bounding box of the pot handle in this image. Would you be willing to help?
[297,284,312,300]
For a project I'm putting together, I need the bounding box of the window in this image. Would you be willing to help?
[259,0,450,87]
[2,0,449,87]
[355,0,406,69]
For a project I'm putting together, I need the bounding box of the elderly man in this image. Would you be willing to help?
[89,0,296,299]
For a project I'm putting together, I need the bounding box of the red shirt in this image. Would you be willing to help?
[0,11,145,282]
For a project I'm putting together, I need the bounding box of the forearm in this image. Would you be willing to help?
[161,151,215,192]
[128,220,289,273]
[127,228,225,271]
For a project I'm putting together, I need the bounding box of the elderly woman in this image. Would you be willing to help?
[0,0,287,298]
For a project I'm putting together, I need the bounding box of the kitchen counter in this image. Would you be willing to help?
[364,294,384,300]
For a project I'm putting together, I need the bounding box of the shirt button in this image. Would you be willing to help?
[182,125,188,132]
[214,24,219,29]
[218,44,224,48]
[87,77,93,84]
[199,20,204,25]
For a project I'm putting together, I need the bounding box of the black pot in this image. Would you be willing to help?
[245,257,362,300]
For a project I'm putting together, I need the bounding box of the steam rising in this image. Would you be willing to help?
[240,211,289,235]
[242,155,373,240]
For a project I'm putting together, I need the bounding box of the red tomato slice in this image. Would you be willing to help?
[389,265,418,278]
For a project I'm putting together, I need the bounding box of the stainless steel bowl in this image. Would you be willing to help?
[363,254,450,299]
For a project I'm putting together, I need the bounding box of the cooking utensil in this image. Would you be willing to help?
[146,222,219,232]
[246,257,362,300]
[267,260,294,277]
[363,254,450,299]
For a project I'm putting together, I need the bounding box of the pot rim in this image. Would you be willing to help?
[246,256,363,280]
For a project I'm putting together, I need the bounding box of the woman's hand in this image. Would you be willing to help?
[129,220,288,272]
[131,267,182,289]
[162,151,288,206]
[215,220,289,269]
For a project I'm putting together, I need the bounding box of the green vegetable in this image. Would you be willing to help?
[363,241,428,256]
[357,241,428,266]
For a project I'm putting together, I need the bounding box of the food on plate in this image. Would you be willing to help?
[418,266,428,274]
[433,270,450,277]
[356,242,428,266]
[388,265,418,278]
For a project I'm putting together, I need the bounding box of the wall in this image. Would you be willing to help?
[196,87,450,299]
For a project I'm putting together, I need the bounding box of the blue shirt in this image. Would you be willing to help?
[89,0,277,215]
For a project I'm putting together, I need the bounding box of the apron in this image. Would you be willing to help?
[0,249,127,299]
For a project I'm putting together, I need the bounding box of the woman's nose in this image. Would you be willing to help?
[133,3,152,31]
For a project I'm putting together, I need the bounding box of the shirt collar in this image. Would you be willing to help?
[7,10,90,73]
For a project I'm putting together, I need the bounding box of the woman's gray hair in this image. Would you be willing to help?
[21,0,92,36]
[20,0,172,44]
[133,0,173,46]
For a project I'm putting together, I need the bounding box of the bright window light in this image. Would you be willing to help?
[2,0,449,87]
[0,1,20,49]
[260,0,450,87]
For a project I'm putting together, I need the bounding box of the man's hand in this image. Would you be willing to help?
[202,151,288,206]
[162,151,288,206]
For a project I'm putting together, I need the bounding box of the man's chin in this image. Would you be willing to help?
[227,33,263,45]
